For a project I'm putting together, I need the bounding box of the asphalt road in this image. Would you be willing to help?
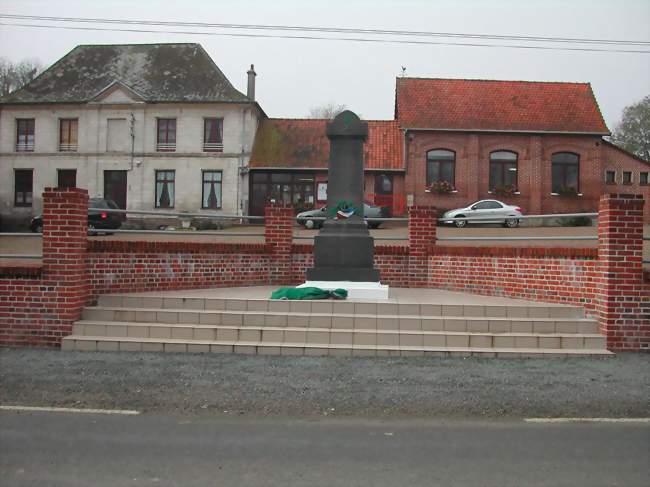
[1,348,649,419]
[1,411,648,487]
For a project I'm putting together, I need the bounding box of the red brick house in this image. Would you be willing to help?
[248,77,648,221]
[397,77,649,221]
[248,119,405,216]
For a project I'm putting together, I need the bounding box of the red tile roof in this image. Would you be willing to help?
[250,119,403,171]
[395,78,609,134]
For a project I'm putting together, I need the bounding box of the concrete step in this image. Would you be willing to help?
[79,307,599,335]
[96,295,585,319]
[61,335,614,357]
[72,320,607,350]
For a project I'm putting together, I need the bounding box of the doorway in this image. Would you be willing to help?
[104,170,127,213]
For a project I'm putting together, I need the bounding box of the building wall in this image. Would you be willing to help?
[404,131,650,221]
[0,101,260,228]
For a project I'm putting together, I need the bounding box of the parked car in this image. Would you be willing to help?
[441,199,523,228]
[30,198,122,234]
[296,203,388,229]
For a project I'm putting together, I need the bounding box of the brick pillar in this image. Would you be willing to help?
[42,187,89,340]
[264,204,294,285]
[597,193,649,351]
[408,205,437,287]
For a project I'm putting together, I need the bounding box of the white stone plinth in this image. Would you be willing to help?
[298,281,390,300]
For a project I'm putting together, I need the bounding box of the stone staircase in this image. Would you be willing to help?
[62,290,612,357]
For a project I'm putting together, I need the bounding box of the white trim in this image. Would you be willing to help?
[525,417,650,424]
[0,405,140,415]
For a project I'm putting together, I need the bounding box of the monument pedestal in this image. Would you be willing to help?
[306,219,379,282]
[298,281,389,300]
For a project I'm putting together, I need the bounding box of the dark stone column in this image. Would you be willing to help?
[306,111,380,282]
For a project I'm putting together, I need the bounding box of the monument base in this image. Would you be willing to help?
[298,281,389,300]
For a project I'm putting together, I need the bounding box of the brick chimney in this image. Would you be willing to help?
[247,64,256,101]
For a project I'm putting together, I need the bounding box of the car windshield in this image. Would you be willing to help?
[89,199,108,209]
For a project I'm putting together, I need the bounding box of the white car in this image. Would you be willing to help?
[441,200,523,228]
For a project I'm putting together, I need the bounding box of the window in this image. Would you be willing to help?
[155,170,175,208]
[59,119,78,151]
[605,170,616,185]
[551,152,580,193]
[14,169,33,207]
[57,169,77,188]
[156,119,176,152]
[489,151,518,191]
[474,200,503,210]
[622,171,632,184]
[16,119,35,152]
[107,118,128,152]
[426,149,455,186]
[203,118,223,152]
[640,172,648,185]
[202,170,222,209]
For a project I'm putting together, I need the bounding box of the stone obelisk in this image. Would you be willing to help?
[305,111,381,283]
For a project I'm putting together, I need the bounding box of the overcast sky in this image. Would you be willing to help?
[1,0,648,130]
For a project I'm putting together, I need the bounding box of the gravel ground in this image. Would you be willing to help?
[1,348,648,419]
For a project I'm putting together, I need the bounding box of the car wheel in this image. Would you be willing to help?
[88,224,98,236]
[305,219,315,229]
[32,223,43,234]
[454,215,467,228]
[504,218,519,228]
[368,223,379,229]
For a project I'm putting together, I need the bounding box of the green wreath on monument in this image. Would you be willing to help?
[329,200,358,219]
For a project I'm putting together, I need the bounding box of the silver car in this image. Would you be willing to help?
[441,200,523,228]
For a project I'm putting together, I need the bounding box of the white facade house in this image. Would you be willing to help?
[0,43,263,229]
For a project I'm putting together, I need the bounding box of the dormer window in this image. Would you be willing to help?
[59,119,78,152]
[16,119,35,152]
[156,119,176,152]
[203,118,223,152]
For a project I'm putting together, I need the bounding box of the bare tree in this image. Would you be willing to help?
[0,58,43,97]
[610,95,650,161]
[306,103,349,119]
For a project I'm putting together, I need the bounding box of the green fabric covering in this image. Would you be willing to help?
[270,287,348,300]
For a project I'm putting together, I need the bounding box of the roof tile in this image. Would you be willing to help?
[395,78,609,134]
[250,119,403,171]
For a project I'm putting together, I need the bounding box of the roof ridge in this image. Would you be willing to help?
[266,117,396,122]
[397,76,591,85]
[75,42,201,47]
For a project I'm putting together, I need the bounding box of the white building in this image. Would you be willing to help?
[0,43,263,229]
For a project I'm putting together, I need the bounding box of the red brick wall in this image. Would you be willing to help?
[86,241,272,300]
[0,188,89,347]
[405,131,650,222]
[428,247,600,312]
[1,196,646,351]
